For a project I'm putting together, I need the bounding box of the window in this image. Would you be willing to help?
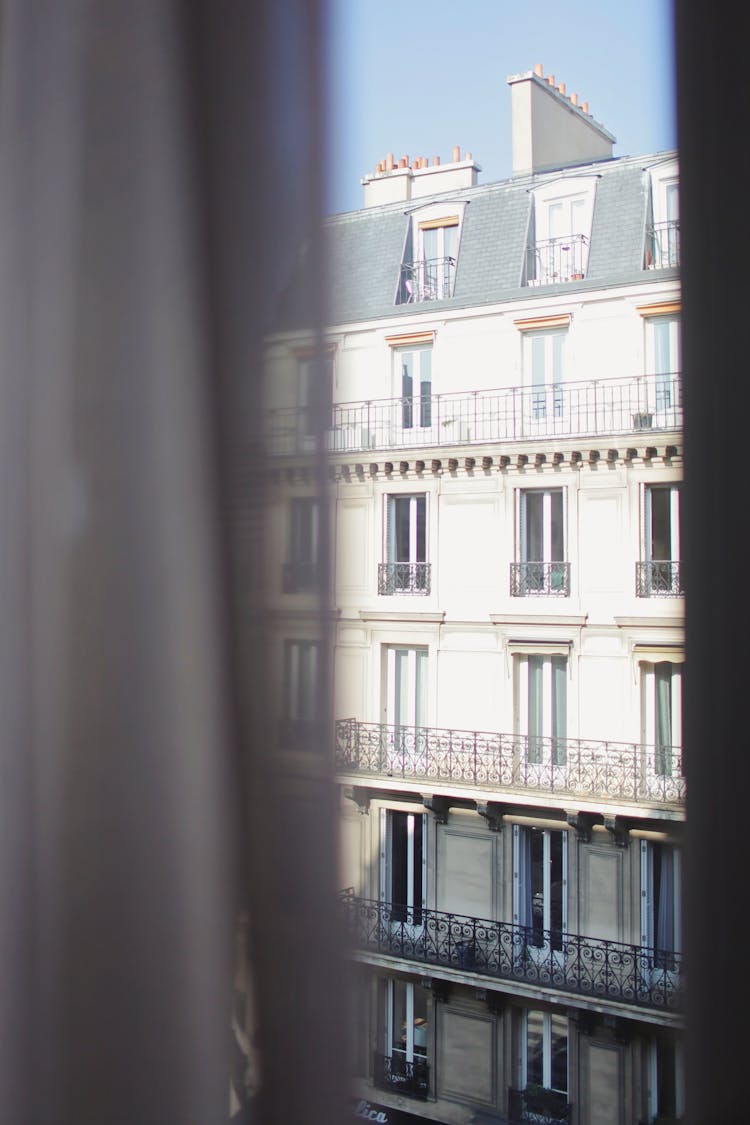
[641,841,681,972]
[513,826,567,954]
[283,498,319,593]
[381,809,426,925]
[523,1009,568,1096]
[638,485,681,596]
[512,489,569,596]
[524,329,565,427]
[297,352,333,450]
[393,344,432,431]
[645,314,681,423]
[374,979,429,1099]
[280,640,321,749]
[526,177,597,285]
[646,160,680,269]
[396,205,465,304]
[647,1036,685,1122]
[383,646,428,772]
[515,654,567,770]
[641,660,682,778]
[379,494,429,595]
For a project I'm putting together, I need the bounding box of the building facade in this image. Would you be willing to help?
[264,66,683,1125]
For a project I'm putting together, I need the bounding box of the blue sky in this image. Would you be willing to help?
[324,0,676,215]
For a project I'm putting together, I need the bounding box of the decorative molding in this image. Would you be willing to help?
[422,794,450,823]
[358,610,445,623]
[513,313,572,331]
[635,301,681,317]
[476,801,505,832]
[384,330,436,346]
[603,815,630,847]
[566,811,597,843]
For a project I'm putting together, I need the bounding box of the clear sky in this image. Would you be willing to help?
[324,0,676,215]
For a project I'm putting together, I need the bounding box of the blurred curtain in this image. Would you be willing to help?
[0,2,344,1124]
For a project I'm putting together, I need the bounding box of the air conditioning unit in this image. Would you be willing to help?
[632,411,653,430]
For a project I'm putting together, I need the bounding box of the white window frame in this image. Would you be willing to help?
[514,488,568,597]
[644,314,681,421]
[385,494,427,563]
[641,660,682,777]
[397,202,466,303]
[384,645,428,729]
[297,352,334,447]
[285,497,320,591]
[647,1036,685,1121]
[527,176,598,285]
[392,344,433,431]
[647,158,680,269]
[283,639,320,723]
[514,654,568,769]
[513,824,568,957]
[385,979,428,1062]
[523,328,566,426]
[521,1009,569,1095]
[380,808,427,927]
[643,484,680,564]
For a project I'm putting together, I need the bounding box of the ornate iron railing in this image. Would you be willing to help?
[282,560,318,593]
[508,1086,572,1125]
[511,561,570,597]
[372,1051,429,1100]
[397,256,456,303]
[646,221,680,269]
[636,560,683,597]
[335,719,685,808]
[378,562,431,595]
[526,234,588,285]
[341,894,684,1014]
[267,372,682,455]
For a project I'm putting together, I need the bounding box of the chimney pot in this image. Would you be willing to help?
[571,93,578,106]
[547,74,555,86]
[432,156,440,165]
[465,151,472,162]
[452,145,460,162]
[558,82,566,95]
[386,152,394,170]
[582,101,589,114]
[534,63,543,76]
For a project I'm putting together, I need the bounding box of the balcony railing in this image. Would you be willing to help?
[646,221,680,269]
[282,560,318,593]
[526,234,588,286]
[341,894,684,1014]
[508,1086,572,1125]
[335,719,685,808]
[511,561,570,597]
[267,372,682,455]
[397,256,456,303]
[636,560,683,597]
[372,1052,429,1100]
[378,562,431,595]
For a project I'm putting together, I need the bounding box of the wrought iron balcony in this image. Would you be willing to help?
[335,718,685,809]
[282,560,318,593]
[397,256,456,303]
[340,893,683,1014]
[511,561,570,597]
[378,562,431,595]
[267,372,682,455]
[525,234,588,286]
[373,1051,429,1100]
[646,221,680,269]
[508,1086,571,1125]
[636,561,683,597]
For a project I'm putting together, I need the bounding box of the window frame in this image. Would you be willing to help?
[396,202,466,304]
[513,487,569,596]
[513,824,568,954]
[526,176,598,285]
[284,496,320,593]
[521,1008,569,1095]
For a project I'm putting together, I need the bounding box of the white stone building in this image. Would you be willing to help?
[264,66,683,1125]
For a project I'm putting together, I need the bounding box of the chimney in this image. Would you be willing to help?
[361,146,481,207]
[507,67,615,176]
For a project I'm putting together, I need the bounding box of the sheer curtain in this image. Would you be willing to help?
[0,2,345,1123]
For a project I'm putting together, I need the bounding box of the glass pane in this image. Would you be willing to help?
[524,492,544,560]
[422,228,438,260]
[526,1010,544,1086]
[650,488,672,559]
[394,497,410,561]
[413,986,428,1056]
[529,828,545,946]
[415,649,427,727]
[549,832,564,950]
[550,490,564,560]
[443,225,458,261]
[655,662,673,773]
[549,1013,568,1093]
[552,656,567,765]
[413,816,423,922]
[391,979,407,1055]
[401,353,414,428]
[419,349,432,427]
[390,812,408,913]
[528,656,544,764]
[416,496,426,562]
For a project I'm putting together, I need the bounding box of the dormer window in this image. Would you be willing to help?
[525,177,597,285]
[396,204,466,304]
[646,159,680,269]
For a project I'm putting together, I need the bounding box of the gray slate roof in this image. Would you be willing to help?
[273,151,677,332]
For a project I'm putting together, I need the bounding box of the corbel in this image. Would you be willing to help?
[607,448,618,463]
[344,786,371,815]
[570,451,582,466]
[399,460,409,475]
[476,988,506,1015]
[552,452,564,466]
[354,463,365,479]
[499,454,511,469]
[517,453,528,468]
[422,794,450,824]
[465,456,475,472]
[476,801,506,832]
[482,456,493,471]
[588,449,600,465]
[570,1008,597,1036]
[431,459,442,474]
[415,460,425,474]
[423,978,450,1003]
[384,461,394,475]
[603,815,630,847]
[603,1015,632,1044]
[566,811,597,843]
[448,458,458,472]
[535,452,546,468]
[369,463,378,478]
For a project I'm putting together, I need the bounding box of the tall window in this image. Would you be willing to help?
[283,498,319,593]
[641,660,682,777]
[641,842,681,970]
[647,162,680,269]
[381,809,425,924]
[398,212,461,303]
[394,345,432,430]
[524,1009,568,1094]
[638,485,681,596]
[380,495,428,594]
[524,329,565,425]
[513,489,568,596]
[280,640,320,748]
[527,179,597,285]
[513,826,567,953]
[648,1036,685,1121]
[645,314,681,418]
[297,352,333,449]
[385,646,427,730]
[515,654,567,769]
[375,979,429,1099]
